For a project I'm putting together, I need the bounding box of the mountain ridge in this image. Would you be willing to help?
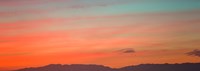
[15,63,200,71]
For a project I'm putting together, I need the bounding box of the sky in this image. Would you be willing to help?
[0,0,200,71]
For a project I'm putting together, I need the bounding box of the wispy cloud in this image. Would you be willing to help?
[0,40,9,42]
[0,0,71,6]
[0,52,30,56]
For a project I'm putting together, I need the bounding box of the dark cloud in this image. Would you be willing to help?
[118,48,135,53]
[186,49,200,57]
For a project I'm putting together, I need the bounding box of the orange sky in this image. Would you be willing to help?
[0,0,200,71]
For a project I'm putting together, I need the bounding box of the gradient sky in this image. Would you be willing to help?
[0,0,200,71]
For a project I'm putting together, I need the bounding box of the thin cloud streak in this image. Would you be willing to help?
[117,48,135,53]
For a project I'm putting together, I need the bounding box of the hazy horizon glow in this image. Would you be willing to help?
[0,0,200,71]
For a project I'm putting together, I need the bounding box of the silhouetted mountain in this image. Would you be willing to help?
[15,64,114,71]
[118,63,200,71]
[15,63,200,71]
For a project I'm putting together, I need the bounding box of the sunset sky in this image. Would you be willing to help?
[0,0,200,71]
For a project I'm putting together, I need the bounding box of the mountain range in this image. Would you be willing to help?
[15,63,200,71]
